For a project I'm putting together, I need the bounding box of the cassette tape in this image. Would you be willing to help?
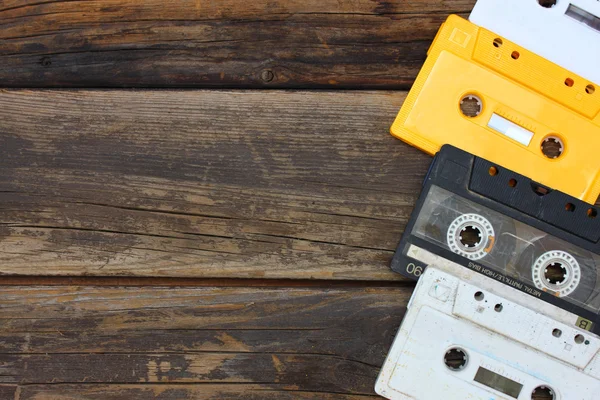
[390,15,600,204]
[391,145,600,334]
[375,263,600,399]
[470,0,600,85]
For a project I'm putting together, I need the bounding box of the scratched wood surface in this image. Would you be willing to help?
[1,1,565,398]
[0,89,429,280]
[0,0,475,88]
[0,284,410,399]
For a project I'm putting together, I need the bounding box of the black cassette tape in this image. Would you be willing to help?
[393,145,600,334]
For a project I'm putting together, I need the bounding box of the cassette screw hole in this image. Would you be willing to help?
[565,78,574,87]
[575,334,585,344]
[552,328,562,338]
[537,0,557,8]
[565,203,575,212]
[532,386,555,400]
[459,95,483,118]
[541,136,564,159]
[586,85,595,94]
[493,38,503,48]
[588,208,598,218]
[494,304,503,312]
[444,348,468,371]
[585,340,590,345]
[508,178,517,188]
[488,166,498,176]
[544,262,567,285]
[459,225,482,248]
[474,291,484,301]
[511,51,520,60]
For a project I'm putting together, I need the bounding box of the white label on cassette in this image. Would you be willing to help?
[375,258,600,400]
[470,0,600,85]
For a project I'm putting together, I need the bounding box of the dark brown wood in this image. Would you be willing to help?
[0,284,411,398]
[0,0,475,88]
[8,385,384,399]
[0,89,429,280]
[0,276,405,288]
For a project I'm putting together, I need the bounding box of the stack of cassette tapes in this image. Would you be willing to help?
[376,1,600,399]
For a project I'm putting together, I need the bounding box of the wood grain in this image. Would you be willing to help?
[0,89,429,280]
[5,385,386,399]
[0,284,411,398]
[0,0,476,88]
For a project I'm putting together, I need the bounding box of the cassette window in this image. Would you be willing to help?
[473,367,523,398]
[410,185,600,312]
[566,4,600,33]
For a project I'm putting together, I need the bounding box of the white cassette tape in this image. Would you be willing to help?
[470,0,600,85]
[376,246,600,400]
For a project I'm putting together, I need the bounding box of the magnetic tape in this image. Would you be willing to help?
[390,15,600,204]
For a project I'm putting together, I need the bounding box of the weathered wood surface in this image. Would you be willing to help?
[0,284,411,398]
[0,0,476,88]
[0,89,429,280]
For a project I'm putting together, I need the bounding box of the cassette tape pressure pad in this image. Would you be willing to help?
[470,0,600,86]
[391,145,600,334]
[390,15,600,204]
[375,264,600,400]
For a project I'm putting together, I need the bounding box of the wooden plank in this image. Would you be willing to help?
[0,0,476,88]
[10,385,383,399]
[0,284,411,398]
[0,89,429,280]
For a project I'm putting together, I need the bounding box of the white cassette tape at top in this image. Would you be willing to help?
[470,0,600,85]
[375,256,600,400]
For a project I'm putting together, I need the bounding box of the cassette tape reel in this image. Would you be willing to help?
[515,236,598,304]
[425,196,516,262]
[391,145,600,333]
[375,263,600,400]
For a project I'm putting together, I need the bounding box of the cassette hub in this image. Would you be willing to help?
[532,386,555,400]
[447,213,494,260]
[532,250,581,297]
[459,94,483,118]
[443,347,469,371]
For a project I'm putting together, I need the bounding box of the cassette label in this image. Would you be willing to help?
[390,15,600,204]
[470,0,600,85]
[375,265,600,400]
[391,145,600,333]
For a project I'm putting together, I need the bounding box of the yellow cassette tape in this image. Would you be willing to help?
[391,15,600,204]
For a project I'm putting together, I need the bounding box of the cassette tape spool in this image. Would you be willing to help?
[389,14,600,204]
[470,0,600,85]
[516,236,597,303]
[375,264,600,400]
[392,145,600,334]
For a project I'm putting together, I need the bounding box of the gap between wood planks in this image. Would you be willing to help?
[0,275,414,288]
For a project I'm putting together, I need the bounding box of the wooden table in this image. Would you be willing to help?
[0,1,538,398]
